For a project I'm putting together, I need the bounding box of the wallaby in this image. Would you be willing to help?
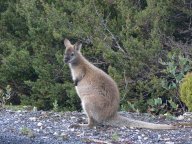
[63,38,176,129]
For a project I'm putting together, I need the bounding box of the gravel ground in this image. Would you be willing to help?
[0,109,191,144]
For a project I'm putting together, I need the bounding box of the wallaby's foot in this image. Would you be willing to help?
[69,124,81,129]
[79,123,95,128]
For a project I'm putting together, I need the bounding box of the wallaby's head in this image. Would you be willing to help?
[63,39,82,64]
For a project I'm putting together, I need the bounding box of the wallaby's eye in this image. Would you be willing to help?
[71,52,74,56]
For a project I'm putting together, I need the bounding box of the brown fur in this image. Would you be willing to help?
[64,39,176,129]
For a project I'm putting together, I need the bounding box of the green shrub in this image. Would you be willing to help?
[159,53,192,113]
[180,73,192,111]
[0,85,11,108]
[0,0,191,112]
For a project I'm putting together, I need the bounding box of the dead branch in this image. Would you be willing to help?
[92,0,127,54]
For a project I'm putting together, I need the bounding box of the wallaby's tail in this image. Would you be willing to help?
[104,114,176,130]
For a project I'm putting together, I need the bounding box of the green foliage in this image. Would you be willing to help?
[147,97,178,115]
[121,101,139,113]
[158,53,192,113]
[53,99,59,112]
[168,98,178,110]
[111,133,119,142]
[180,73,192,111]
[159,53,192,91]
[0,85,11,108]
[0,0,191,113]
[20,127,34,138]
[0,0,83,110]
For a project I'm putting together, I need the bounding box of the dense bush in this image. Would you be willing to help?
[0,0,191,113]
[180,73,192,112]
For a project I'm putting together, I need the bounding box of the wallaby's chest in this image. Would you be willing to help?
[69,65,85,80]
[75,82,93,99]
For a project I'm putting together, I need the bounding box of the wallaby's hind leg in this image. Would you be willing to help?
[79,101,95,128]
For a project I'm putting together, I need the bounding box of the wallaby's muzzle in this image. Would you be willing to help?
[64,55,70,63]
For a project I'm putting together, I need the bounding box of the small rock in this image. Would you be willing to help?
[42,136,49,139]
[183,112,192,117]
[71,116,77,121]
[33,128,40,132]
[176,115,184,120]
[138,136,142,140]
[14,121,19,124]
[158,134,161,140]
[47,126,52,129]
[17,110,21,113]
[29,117,37,121]
[62,119,66,123]
[53,132,59,136]
[60,132,69,140]
[19,114,23,117]
[37,122,43,127]
[144,137,148,140]
[164,138,171,141]
[70,128,75,132]
[165,142,174,144]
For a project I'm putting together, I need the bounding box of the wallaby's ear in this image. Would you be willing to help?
[74,42,82,52]
[64,38,72,47]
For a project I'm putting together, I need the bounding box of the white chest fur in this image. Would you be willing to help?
[69,64,76,81]
[69,64,80,96]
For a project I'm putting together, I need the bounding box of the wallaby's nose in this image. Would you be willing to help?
[64,55,70,63]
